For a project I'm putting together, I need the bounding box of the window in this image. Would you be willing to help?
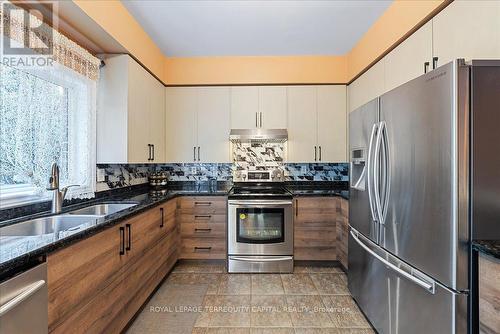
[0,62,96,208]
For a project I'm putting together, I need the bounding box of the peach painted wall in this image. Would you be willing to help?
[73,0,165,82]
[164,56,347,85]
[72,0,447,85]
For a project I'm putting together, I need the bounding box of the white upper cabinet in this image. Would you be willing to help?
[259,86,287,129]
[230,86,259,128]
[348,60,385,113]
[148,73,166,163]
[165,87,197,163]
[230,86,287,129]
[197,87,231,163]
[97,54,165,163]
[317,85,347,162]
[433,0,500,67]
[384,21,433,93]
[166,87,231,163]
[287,85,347,163]
[287,86,317,163]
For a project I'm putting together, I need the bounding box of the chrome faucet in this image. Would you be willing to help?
[47,163,79,214]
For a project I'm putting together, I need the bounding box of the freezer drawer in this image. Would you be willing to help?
[348,228,468,334]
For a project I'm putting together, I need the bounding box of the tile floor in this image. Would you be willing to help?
[127,262,374,334]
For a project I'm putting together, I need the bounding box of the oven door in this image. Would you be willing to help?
[228,199,293,255]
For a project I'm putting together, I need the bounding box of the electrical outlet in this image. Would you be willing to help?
[96,169,106,182]
[191,167,197,174]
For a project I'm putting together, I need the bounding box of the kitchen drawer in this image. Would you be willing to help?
[181,222,225,239]
[180,238,226,259]
[178,213,226,225]
[178,196,227,214]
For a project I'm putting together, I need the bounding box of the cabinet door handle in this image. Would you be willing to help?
[195,201,212,206]
[152,144,155,161]
[119,226,125,255]
[147,144,151,161]
[194,246,212,252]
[319,146,322,161]
[432,56,439,70]
[314,146,317,161]
[424,62,430,74]
[256,112,258,128]
[195,228,212,233]
[193,146,196,161]
[160,207,164,228]
[295,199,299,217]
[259,112,263,128]
[197,146,200,161]
[125,224,131,251]
[195,215,212,220]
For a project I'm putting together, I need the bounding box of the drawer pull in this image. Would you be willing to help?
[126,224,131,251]
[194,202,212,206]
[194,228,212,233]
[119,226,125,255]
[195,215,212,220]
[194,246,212,252]
[160,207,164,228]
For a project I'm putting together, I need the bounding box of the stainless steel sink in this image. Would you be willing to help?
[67,203,137,217]
[0,215,100,237]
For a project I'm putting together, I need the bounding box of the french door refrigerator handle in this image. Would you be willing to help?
[366,123,378,222]
[373,121,385,225]
[350,229,436,294]
[381,124,391,223]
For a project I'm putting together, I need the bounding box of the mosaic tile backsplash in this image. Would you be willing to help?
[232,142,284,170]
[96,163,348,192]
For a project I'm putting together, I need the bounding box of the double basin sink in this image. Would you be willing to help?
[0,203,137,237]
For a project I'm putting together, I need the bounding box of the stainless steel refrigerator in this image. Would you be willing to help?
[348,59,500,334]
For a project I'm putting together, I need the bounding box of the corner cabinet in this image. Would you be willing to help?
[287,85,347,162]
[97,54,165,163]
[230,86,287,129]
[47,200,179,334]
[165,87,231,163]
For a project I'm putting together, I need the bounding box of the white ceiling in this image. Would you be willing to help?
[122,0,392,57]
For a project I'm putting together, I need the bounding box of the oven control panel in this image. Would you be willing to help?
[233,168,284,182]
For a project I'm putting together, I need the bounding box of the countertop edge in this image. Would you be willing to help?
[472,240,500,260]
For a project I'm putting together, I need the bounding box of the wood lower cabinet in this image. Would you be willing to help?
[47,199,179,334]
[336,198,349,269]
[178,196,227,259]
[478,253,500,334]
[294,197,339,261]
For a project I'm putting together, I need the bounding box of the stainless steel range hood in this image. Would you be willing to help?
[229,129,288,143]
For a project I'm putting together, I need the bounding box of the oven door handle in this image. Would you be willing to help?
[228,200,293,206]
[230,256,293,262]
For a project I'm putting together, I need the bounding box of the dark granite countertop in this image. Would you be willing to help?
[472,240,500,260]
[0,181,347,279]
[285,181,349,200]
[0,183,229,279]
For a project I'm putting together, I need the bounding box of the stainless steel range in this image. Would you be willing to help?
[227,170,293,273]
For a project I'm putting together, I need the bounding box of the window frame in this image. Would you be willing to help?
[0,61,96,209]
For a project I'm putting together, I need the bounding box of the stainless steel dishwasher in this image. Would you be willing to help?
[0,263,48,334]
